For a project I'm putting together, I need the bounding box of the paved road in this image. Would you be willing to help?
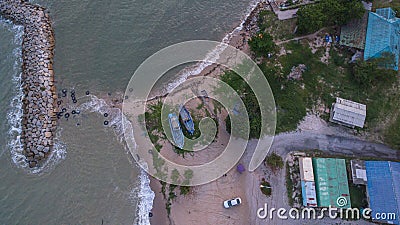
[269,131,400,160]
[246,130,400,170]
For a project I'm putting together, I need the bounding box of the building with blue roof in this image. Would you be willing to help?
[364,8,400,70]
[365,161,400,224]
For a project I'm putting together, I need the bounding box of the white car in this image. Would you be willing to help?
[223,197,242,209]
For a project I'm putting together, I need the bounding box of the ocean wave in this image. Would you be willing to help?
[131,168,155,225]
[5,21,24,168]
[164,0,261,94]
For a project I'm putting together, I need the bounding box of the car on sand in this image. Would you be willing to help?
[223,197,242,209]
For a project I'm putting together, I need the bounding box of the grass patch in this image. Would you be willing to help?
[258,10,297,41]
[286,162,294,207]
[385,116,400,150]
[349,184,368,209]
[259,40,400,135]
[265,152,284,171]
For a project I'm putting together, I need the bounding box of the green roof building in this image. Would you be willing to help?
[312,158,351,208]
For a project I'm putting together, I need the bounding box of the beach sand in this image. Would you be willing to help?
[145,2,271,224]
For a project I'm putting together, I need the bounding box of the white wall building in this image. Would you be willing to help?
[330,97,366,128]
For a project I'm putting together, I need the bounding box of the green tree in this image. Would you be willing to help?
[221,71,262,139]
[265,152,284,171]
[248,32,276,57]
[296,4,326,34]
[296,0,365,34]
[352,53,397,88]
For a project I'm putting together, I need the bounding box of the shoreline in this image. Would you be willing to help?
[147,1,270,224]
[146,0,269,102]
[0,1,57,168]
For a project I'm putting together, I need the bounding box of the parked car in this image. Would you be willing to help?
[223,197,242,209]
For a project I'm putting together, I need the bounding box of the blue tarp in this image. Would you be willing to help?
[364,8,400,70]
[365,161,400,224]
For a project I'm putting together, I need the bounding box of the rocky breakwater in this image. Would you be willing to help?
[0,1,57,168]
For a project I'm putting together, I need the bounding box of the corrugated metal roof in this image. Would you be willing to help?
[336,97,367,112]
[364,8,400,71]
[340,12,369,49]
[301,181,317,207]
[351,160,367,185]
[366,161,400,225]
[313,158,351,208]
[355,169,367,181]
[331,97,366,128]
[300,157,315,181]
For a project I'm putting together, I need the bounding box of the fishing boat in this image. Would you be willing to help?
[179,105,195,135]
[168,113,184,149]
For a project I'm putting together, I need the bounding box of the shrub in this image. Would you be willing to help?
[248,32,277,57]
[296,0,365,34]
[265,152,284,171]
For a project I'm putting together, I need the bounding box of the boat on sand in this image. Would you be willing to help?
[168,113,184,149]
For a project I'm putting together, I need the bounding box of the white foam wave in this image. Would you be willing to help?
[6,22,25,168]
[77,95,129,143]
[131,168,155,225]
[3,19,67,174]
[77,95,153,225]
[164,0,262,94]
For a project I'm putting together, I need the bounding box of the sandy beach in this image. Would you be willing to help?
[146,2,269,224]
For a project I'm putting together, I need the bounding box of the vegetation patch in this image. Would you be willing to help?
[252,38,400,136]
[296,0,365,34]
[257,10,297,41]
[349,183,368,209]
[260,178,272,197]
[221,70,263,138]
[248,32,277,57]
[286,162,295,207]
[265,152,284,171]
[385,116,400,150]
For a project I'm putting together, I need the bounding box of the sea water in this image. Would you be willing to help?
[0,0,258,224]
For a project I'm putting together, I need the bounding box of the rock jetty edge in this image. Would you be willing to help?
[0,0,58,168]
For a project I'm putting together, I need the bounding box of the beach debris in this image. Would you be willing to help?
[104,120,109,126]
[287,64,307,80]
[86,90,90,95]
[104,113,109,117]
